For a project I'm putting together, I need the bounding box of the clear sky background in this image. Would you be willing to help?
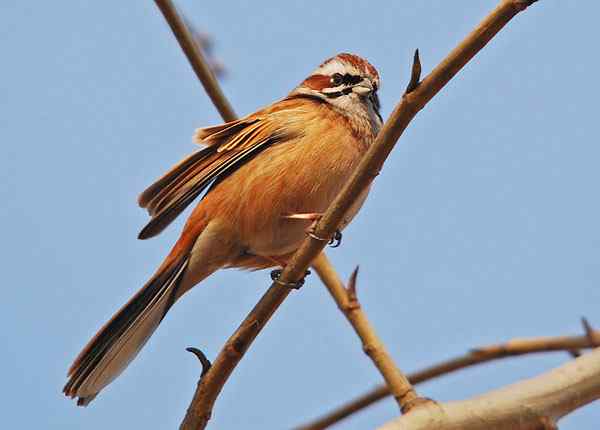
[2,1,599,429]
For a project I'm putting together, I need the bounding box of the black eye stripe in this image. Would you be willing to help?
[344,74,362,85]
[331,73,343,85]
[331,73,363,86]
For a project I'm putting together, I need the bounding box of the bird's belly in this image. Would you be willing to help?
[201,129,370,261]
[246,220,308,256]
[242,185,369,258]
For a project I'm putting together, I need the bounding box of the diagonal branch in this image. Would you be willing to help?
[155,0,542,428]
[295,321,600,430]
[379,346,600,430]
[154,0,236,122]
[312,253,429,413]
[178,49,425,430]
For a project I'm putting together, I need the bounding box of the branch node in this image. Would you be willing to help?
[362,343,377,356]
[224,341,244,359]
[400,396,436,414]
[404,49,422,94]
[186,347,212,378]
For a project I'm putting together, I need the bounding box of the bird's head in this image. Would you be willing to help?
[293,53,381,121]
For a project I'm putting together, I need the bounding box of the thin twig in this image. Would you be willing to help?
[312,253,430,413]
[379,346,600,430]
[296,324,600,430]
[186,347,212,378]
[154,0,236,122]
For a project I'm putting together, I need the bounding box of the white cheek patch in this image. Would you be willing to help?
[322,85,345,95]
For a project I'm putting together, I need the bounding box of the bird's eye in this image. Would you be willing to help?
[331,73,343,86]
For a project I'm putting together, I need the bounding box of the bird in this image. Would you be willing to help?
[63,53,383,405]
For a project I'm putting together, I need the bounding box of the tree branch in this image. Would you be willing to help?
[295,322,600,430]
[378,346,600,430]
[154,0,542,427]
[154,0,236,122]
[312,253,429,413]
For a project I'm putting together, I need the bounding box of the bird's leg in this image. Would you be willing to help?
[282,213,343,248]
[265,255,311,290]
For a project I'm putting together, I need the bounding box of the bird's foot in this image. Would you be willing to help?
[282,212,343,248]
[270,269,311,290]
[319,229,342,248]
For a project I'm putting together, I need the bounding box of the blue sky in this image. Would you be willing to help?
[2,1,599,429]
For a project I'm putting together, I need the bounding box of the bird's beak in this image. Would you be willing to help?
[352,81,373,96]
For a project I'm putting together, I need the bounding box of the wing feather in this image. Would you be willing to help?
[137,104,302,239]
[194,118,260,146]
[137,145,216,209]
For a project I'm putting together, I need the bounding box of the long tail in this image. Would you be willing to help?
[63,255,189,406]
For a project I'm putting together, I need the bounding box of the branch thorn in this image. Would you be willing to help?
[347,266,359,302]
[581,317,600,347]
[186,347,212,378]
[405,49,422,94]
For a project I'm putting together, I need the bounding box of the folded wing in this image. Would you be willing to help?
[137,110,297,239]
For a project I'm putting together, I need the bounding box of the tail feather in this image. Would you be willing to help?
[63,257,189,405]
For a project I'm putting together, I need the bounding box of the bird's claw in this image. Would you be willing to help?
[282,213,343,248]
[308,229,343,248]
[270,269,311,290]
[329,230,342,248]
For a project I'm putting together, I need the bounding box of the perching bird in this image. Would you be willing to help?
[63,53,382,405]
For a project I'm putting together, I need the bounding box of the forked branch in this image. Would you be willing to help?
[155,0,542,428]
[312,253,427,413]
[379,346,600,430]
[296,319,600,430]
